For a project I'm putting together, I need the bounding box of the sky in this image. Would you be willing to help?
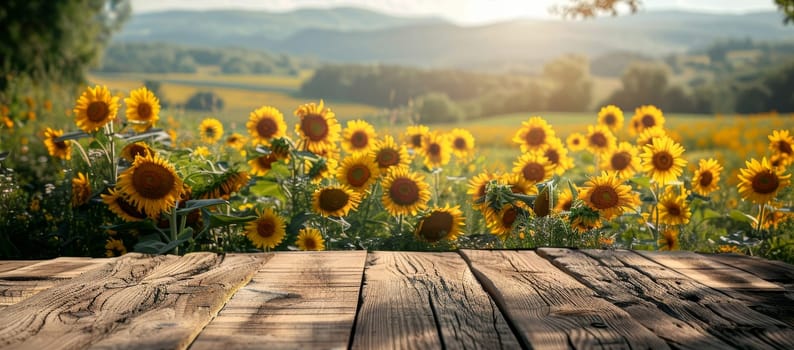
[131,0,778,25]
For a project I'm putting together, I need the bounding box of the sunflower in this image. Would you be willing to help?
[312,185,362,217]
[579,172,639,220]
[105,239,127,258]
[570,206,603,233]
[585,125,616,155]
[484,202,529,238]
[381,168,431,216]
[71,172,91,207]
[342,119,377,155]
[448,128,476,161]
[419,132,452,169]
[555,185,577,213]
[468,172,496,210]
[124,86,160,133]
[403,124,430,151]
[601,142,641,179]
[307,156,339,183]
[737,157,791,205]
[512,116,555,152]
[512,152,554,184]
[415,205,464,243]
[337,153,379,192]
[630,105,665,136]
[120,142,153,162]
[101,188,147,222]
[73,85,119,133]
[541,137,573,175]
[249,154,281,177]
[635,127,667,148]
[657,187,691,225]
[199,118,224,144]
[193,146,211,157]
[658,228,679,251]
[247,106,287,146]
[566,132,586,151]
[43,127,71,160]
[245,208,286,250]
[640,136,687,185]
[371,135,411,171]
[717,245,743,254]
[500,173,538,196]
[296,228,325,251]
[691,158,723,196]
[199,170,250,200]
[116,153,183,218]
[225,132,247,150]
[294,100,341,154]
[597,105,624,132]
[769,129,794,163]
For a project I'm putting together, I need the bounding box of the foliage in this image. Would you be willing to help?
[185,91,224,112]
[776,0,794,23]
[606,63,706,113]
[551,0,641,19]
[414,93,465,124]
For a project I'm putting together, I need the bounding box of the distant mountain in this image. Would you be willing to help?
[115,8,793,68]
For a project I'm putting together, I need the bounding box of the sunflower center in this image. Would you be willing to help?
[453,138,467,150]
[751,171,780,194]
[666,204,681,217]
[301,114,329,141]
[410,134,423,148]
[428,143,442,157]
[604,114,616,126]
[257,219,276,238]
[417,211,453,242]
[522,163,546,182]
[502,207,518,227]
[319,188,349,213]
[351,131,369,149]
[699,171,713,187]
[641,114,656,128]
[376,148,399,167]
[389,178,420,205]
[590,185,619,209]
[204,127,216,138]
[611,152,631,171]
[778,141,793,155]
[257,155,278,170]
[560,199,572,211]
[257,118,278,138]
[572,138,581,145]
[525,128,545,146]
[303,237,317,250]
[131,163,176,200]
[347,165,372,187]
[55,140,69,150]
[652,151,674,171]
[137,103,153,120]
[87,101,110,122]
[128,145,149,160]
[590,133,607,148]
[545,149,560,165]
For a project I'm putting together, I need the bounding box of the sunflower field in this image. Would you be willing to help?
[2,84,794,263]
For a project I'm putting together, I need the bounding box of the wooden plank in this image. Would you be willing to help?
[582,249,794,349]
[191,251,366,350]
[0,257,112,307]
[461,249,669,350]
[700,253,794,284]
[0,252,265,350]
[351,252,519,350]
[0,260,42,274]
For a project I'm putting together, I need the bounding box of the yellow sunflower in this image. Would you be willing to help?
[294,100,341,154]
[342,119,377,155]
[245,207,286,250]
[105,239,127,258]
[193,146,211,157]
[512,152,555,184]
[468,172,496,210]
[247,106,287,146]
[640,136,687,185]
[296,227,325,251]
[570,207,603,233]
[630,105,665,136]
[635,127,667,148]
[555,185,577,213]
[419,132,452,169]
[691,158,723,196]
[484,202,529,238]
[43,127,71,160]
[597,105,624,132]
[124,86,160,133]
[658,228,679,251]
[585,125,616,155]
[403,124,430,151]
[657,187,691,225]
[73,85,119,133]
[381,168,431,216]
[579,172,639,220]
[101,188,147,222]
[116,153,183,218]
[312,185,362,217]
[415,205,465,243]
[371,135,411,171]
[601,142,641,179]
[199,170,250,200]
[337,152,379,192]
[737,157,791,205]
[448,128,476,161]
[248,154,281,177]
[307,156,339,183]
[500,173,538,196]
[541,137,574,175]
[512,116,556,152]
[566,132,586,152]
[71,172,91,207]
[120,141,153,162]
[769,129,794,163]
[199,118,224,144]
[225,132,247,150]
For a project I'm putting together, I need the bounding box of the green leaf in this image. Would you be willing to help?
[629,176,651,189]
[286,212,313,235]
[0,151,8,161]
[134,239,167,254]
[729,209,758,225]
[207,212,257,229]
[177,227,194,241]
[120,129,170,143]
[567,180,578,200]
[54,130,92,142]
[176,199,229,214]
[703,209,723,220]
[250,179,284,198]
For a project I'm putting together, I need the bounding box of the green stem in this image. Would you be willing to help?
[757,203,767,241]
[71,140,92,168]
[170,200,179,255]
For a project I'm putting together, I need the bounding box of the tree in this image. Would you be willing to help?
[555,0,794,23]
[0,0,131,94]
[185,91,224,112]
[543,55,593,112]
[777,0,794,23]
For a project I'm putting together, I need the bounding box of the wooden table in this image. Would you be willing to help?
[1,249,793,349]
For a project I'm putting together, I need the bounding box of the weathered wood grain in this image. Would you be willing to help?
[190,251,365,350]
[461,249,669,350]
[0,252,265,350]
[0,260,42,274]
[0,257,112,307]
[700,253,794,284]
[582,249,794,349]
[351,252,519,350]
